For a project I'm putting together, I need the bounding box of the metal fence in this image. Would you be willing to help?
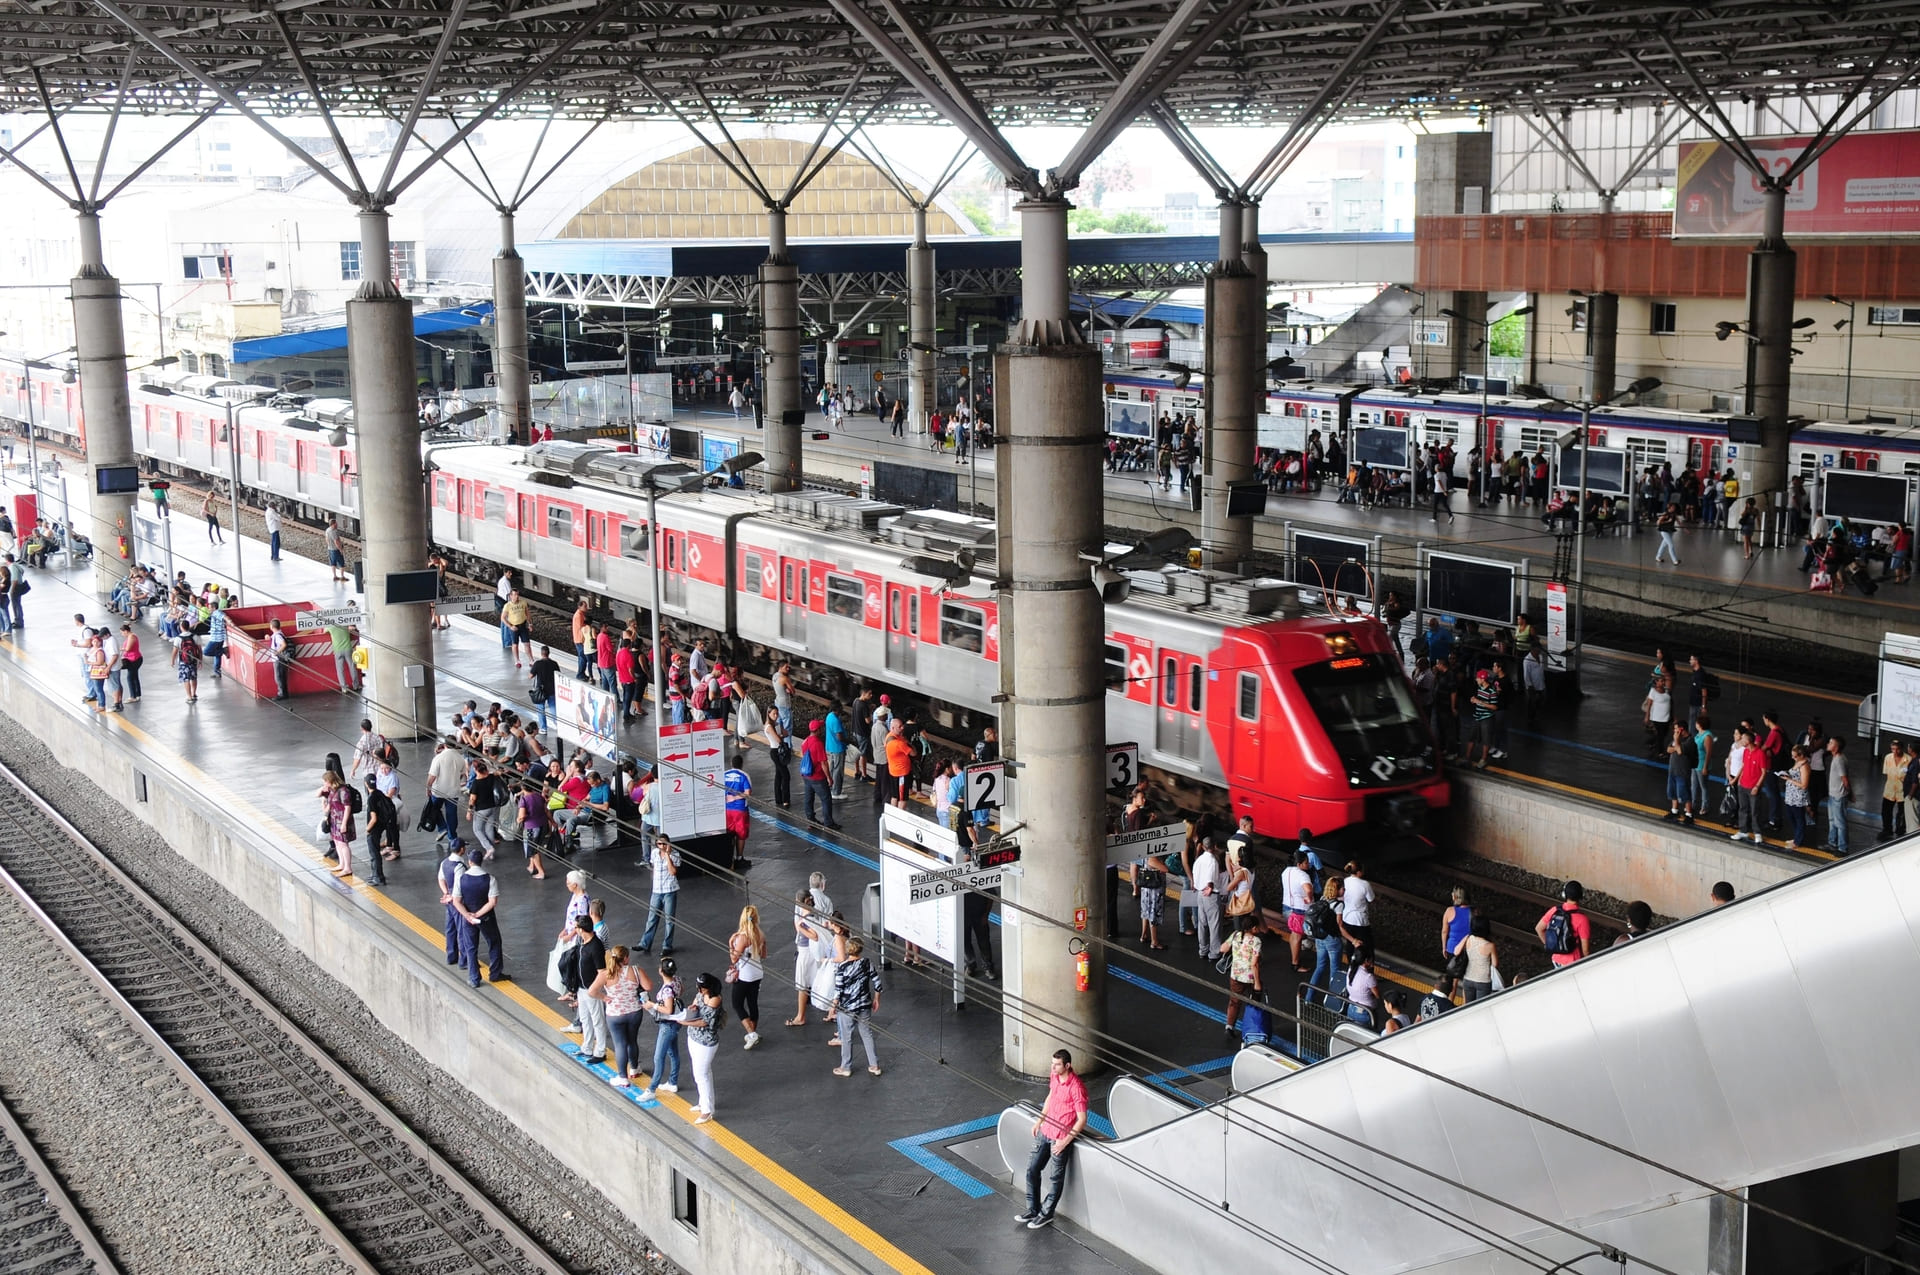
[1295,988,1379,1063]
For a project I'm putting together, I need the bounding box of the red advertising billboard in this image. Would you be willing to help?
[1674,130,1920,238]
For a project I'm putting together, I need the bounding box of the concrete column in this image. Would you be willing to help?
[1000,197,1107,1078]
[492,211,532,444]
[71,211,137,594]
[1201,201,1260,569]
[824,300,840,398]
[1744,185,1795,496]
[1586,291,1619,405]
[347,207,437,739]
[907,205,936,435]
[760,207,801,491]
[1441,291,1486,382]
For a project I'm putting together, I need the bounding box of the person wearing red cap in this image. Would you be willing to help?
[801,719,839,829]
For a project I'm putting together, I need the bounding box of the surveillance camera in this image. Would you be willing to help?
[1091,563,1131,604]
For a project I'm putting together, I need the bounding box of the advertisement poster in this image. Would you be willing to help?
[553,679,621,754]
[1676,130,1920,238]
[1105,398,1155,439]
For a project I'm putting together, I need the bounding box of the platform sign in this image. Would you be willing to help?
[964,761,1005,810]
[294,606,365,632]
[908,864,1007,904]
[878,805,962,968]
[1876,633,1920,746]
[656,720,728,841]
[1413,318,1450,347]
[1545,581,1569,672]
[1105,823,1184,867]
[439,593,496,616]
[1107,742,1140,790]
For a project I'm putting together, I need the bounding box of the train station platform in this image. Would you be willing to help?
[670,402,1913,673]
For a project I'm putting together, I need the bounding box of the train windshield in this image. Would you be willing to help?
[1294,655,1432,784]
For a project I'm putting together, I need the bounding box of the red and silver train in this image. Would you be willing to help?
[0,359,363,525]
[426,440,1449,841]
[1104,366,1920,482]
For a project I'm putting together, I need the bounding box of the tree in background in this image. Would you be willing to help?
[1489,311,1527,359]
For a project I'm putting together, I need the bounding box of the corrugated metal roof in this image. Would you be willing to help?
[231,303,492,363]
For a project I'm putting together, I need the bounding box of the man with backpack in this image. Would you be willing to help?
[1535,880,1592,968]
[800,719,839,830]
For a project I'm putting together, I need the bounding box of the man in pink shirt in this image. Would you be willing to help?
[1018,1049,1088,1230]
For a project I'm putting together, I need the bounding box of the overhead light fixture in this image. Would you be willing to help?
[1791,317,1816,330]
[1163,362,1193,390]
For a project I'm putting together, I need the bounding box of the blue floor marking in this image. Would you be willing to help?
[555,1039,663,1107]
[750,807,880,871]
[1111,962,1228,1025]
[1138,1054,1236,1106]
[887,1115,999,1198]
[1511,728,1875,821]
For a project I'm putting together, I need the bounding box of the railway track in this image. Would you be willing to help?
[0,760,572,1275]
[0,1092,122,1275]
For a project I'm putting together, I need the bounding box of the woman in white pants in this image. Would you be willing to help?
[677,973,726,1125]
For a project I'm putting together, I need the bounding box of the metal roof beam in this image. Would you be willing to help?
[373,0,473,204]
[1244,0,1404,199]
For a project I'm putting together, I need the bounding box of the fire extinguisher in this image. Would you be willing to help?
[1069,937,1090,993]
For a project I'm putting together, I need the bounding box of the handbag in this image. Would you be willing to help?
[1213,951,1233,975]
[545,940,569,996]
[1718,788,1738,817]
[1444,947,1470,980]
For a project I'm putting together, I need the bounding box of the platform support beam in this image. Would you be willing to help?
[1202,200,1259,569]
[908,206,937,435]
[761,207,802,491]
[71,210,136,594]
[1745,185,1795,495]
[347,208,436,739]
[492,211,532,445]
[999,197,1107,1078]
[1585,290,1618,406]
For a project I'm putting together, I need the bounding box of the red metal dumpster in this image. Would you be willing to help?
[221,602,339,698]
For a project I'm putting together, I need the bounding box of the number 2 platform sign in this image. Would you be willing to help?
[656,720,727,840]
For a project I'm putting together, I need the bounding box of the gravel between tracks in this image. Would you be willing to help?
[0,711,677,1275]
[0,883,350,1275]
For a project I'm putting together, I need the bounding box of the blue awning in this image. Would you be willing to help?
[1070,293,1205,326]
[231,303,493,364]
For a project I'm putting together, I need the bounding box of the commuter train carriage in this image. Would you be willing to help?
[0,356,85,449]
[426,440,1449,843]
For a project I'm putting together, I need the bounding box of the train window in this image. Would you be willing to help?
[1516,426,1556,456]
[483,491,506,524]
[743,552,762,594]
[1624,436,1669,470]
[939,601,986,653]
[274,437,291,464]
[824,573,864,620]
[1237,672,1259,721]
[1104,642,1127,690]
[546,504,573,541]
[908,593,919,637]
[1161,656,1178,706]
[1188,664,1203,713]
[433,475,449,505]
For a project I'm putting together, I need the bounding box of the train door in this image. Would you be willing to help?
[456,480,474,541]
[585,511,608,585]
[1154,650,1204,763]
[517,495,535,561]
[294,440,311,495]
[780,556,808,644]
[661,529,686,607]
[885,583,917,677]
[1229,668,1263,789]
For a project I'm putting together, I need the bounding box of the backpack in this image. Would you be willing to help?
[1410,631,1430,660]
[1305,899,1338,941]
[346,785,363,814]
[379,738,399,767]
[1542,905,1580,956]
[798,746,816,779]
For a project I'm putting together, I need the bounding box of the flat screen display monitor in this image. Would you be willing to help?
[1427,552,1516,627]
[1291,532,1369,597]
[385,569,442,605]
[1353,425,1409,470]
[1726,415,1763,444]
[95,465,140,495]
[1558,446,1628,496]
[1106,398,1154,440]
[1225,480,1268,518]
[1823,470,1911,525]
[1256,413,1308,452]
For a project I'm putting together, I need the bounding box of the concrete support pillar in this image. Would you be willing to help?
[823,302,840,398]
[71,211,138,594]
[347,208,437,740]
[907,205,936,435]
[1585,291,1619,405]
[1202,201,1260,569]
[1441,291,1487,382]
[1745,185,1795,496]
[492,212,532,444]
[760,207,801,491]
[1000,197,1107,1078]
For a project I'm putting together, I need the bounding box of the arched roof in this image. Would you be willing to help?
[560,138,965,241]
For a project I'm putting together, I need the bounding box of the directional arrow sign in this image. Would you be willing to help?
[907,865,1005,904]
[1104,822,1185,867]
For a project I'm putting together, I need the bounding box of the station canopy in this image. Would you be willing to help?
[6,1,1920,128]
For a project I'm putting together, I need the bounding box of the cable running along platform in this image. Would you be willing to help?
[0,760,571,1275]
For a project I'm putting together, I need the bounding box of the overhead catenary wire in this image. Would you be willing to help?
[71,502,1913,1273]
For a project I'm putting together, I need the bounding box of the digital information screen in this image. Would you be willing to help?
[1427,552,1516,627]
[1291,532,1370,597]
